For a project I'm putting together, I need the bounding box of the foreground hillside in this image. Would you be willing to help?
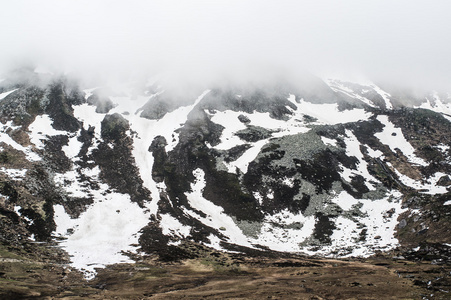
[1,241,451,299]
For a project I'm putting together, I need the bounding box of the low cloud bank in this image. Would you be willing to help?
[1,1,450,92]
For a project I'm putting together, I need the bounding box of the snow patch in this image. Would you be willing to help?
[326,80,376,107]
[224,139,267,174]
[375,115,427,166]
[28,115,67,149]
[53,194,150,280]
[209,106,311,174]
[253,192,263,205]
[82,87,98,100]
[416,92,451,115]
[389,165,449,194]
[160,214,191,238]
[331,191,360,211]
[62,132,83,159]
[297,100,372,125]
[80,166,100,178]
[0,167,27,180]
[73,104,106,139]
[0,88,18,100]
[321,136,337,147]
[282,177,295,188]
[210,106,311,152]
[54,170,85,198]
[436,143,450,153]
[206,234,225,251]
[209,110,247,150]
[14,205,21,216]
[366,146,384,159]
[254,209,315,252]
[370,84,393,109]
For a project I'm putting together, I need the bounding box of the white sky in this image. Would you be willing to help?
[1,0,451,89]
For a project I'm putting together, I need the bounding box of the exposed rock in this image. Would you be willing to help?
[235,125,272,142]
[437,175,451,186]
[87,93,115,113]
[100,113,129,141]
[238,114,250,124]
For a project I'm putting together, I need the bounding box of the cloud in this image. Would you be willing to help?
[1,0,451,90]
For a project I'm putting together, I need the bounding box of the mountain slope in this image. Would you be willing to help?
[0,69,450,279]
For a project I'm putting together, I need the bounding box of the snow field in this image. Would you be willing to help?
[98,89,210,211]
[53,193,149,280]
[53,166,151,279]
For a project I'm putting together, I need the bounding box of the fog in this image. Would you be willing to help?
[1,0,451,91]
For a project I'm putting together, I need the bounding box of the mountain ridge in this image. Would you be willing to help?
[0,68,450,282]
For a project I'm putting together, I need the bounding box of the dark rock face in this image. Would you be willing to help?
[100,113,129,141]
[437,175,451,186]
[389,108,451,173]
[93,113,150,205]
[235,125,272,142]
[41,135,72,172]
[238,114,251,124]
[139,89,203,120]
[148,135,168,183]
[45,80,83,132]
[140,97,178,120]
[0,77,84,130]
[87,93,115,113]
[0,86,46,126]
[0,163,64,242]
[199,88,296,120]
[151,106,262,225]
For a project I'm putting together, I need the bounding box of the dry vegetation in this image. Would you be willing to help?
[1,243,450,299]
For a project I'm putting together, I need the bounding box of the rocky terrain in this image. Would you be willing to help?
[1,242,450,299]
[0,68,451,298]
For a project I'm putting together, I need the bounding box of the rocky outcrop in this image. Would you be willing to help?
[93,113,151,206]
[87,93,115,114]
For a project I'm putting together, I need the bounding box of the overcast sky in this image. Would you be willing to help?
[1,0,451,90]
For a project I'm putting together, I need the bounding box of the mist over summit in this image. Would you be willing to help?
[2,0,451,92]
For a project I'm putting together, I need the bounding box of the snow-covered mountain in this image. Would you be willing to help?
[1,68,450,279]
